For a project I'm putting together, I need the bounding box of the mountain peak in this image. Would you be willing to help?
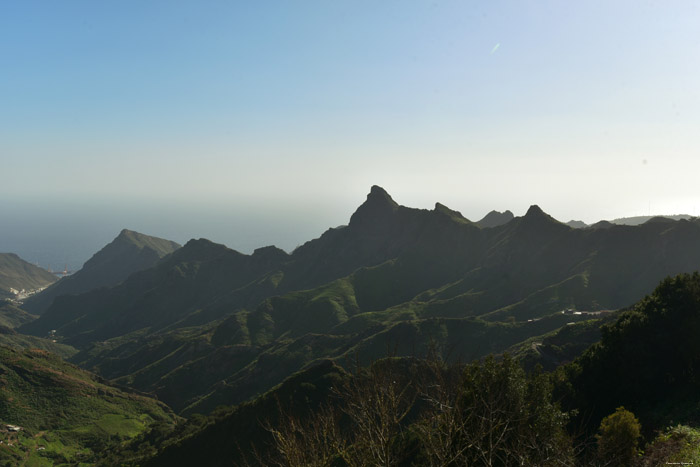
[111,229,181,255]
[515,205,569,232]
[20,230,181,314]
[434,202,462,216]
[367,185,397,205]
[349,186,399,228]
[525,205,545,217]
[116,229,140,242]
[477,210,514,228]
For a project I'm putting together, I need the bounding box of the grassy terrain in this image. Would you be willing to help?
[0,345,177,465]
[643,425,700,465]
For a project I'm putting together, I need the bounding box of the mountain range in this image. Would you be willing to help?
[3,186,700,463]
[17,185,700,416]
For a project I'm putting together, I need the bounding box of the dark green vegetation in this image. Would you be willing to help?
[21,229,180,315]
[20,186,700,418]
[0,345,177,465]
[120,273,700,466]
[0,253,56,300]
[141,356,572,466]
[511,312,618,371]
[560,272,700,434]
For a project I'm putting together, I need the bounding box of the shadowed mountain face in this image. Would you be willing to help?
[19,187,700,414]
[21,229,180,314]
[0,253,57,299]
[476,209,514,228]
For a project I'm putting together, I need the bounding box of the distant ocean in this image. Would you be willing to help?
[0,200,343,273]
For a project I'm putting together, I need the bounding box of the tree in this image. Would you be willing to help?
[455,356,572,466]
[337,358,418,466]
[596,406,641,466]
[263,402,347,467]
[265,358,419,467]
[265,355,573,466]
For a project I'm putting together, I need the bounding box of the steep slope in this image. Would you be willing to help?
[0,345,177,465]
[0,253,56,299]
[21,229,180,314]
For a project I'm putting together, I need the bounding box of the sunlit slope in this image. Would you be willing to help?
[0,345,177,465]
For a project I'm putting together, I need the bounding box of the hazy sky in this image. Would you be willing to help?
[2,1,700,263]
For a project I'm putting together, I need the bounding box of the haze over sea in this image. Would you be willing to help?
[0,198,347,272]
[2,1,699,271]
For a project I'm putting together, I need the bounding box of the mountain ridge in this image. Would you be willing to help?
[21,229,180,314]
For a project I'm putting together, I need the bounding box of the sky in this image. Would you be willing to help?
[1,1,700,267]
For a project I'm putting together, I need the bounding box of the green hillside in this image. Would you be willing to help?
[0,345,177,465]
[120,273,700,466]
[0,253,56,300]
[19,187,700,418]
[139,355,574,466]
[21,229,180,315]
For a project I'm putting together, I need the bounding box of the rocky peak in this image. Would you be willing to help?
[349,185,399,228]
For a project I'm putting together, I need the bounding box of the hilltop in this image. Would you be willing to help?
[21,229,180,315]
